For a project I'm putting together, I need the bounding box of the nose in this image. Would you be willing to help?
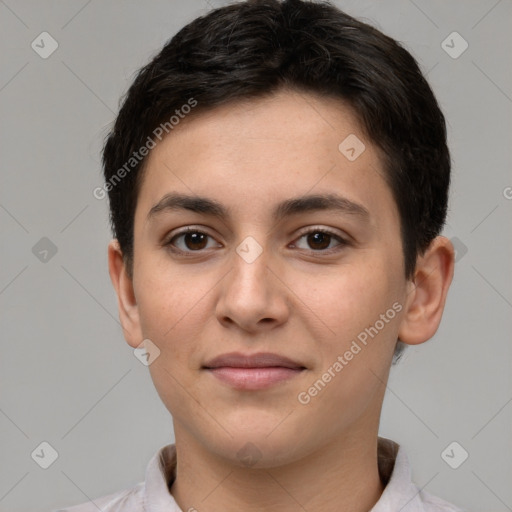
[215,241,290,333]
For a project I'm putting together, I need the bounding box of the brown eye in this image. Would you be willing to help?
[182,232,208,250]
[306,232,332,250]
[167,229,220,253]
[293,228,346,252]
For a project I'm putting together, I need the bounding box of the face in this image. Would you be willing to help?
[125,90,412,466]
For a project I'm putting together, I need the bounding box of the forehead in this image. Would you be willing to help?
[135,90,397,231]
[149,91,368,166]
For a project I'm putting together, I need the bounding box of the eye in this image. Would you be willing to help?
[166,228,221,253]
[292,228,347,252]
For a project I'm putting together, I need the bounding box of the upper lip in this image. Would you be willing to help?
[203,352,306,369]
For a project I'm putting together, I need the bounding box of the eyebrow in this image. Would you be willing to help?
[146,192,370,223]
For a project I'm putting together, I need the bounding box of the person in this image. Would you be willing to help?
[58,0,464,510]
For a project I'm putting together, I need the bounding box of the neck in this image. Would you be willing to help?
[170,423,385,512]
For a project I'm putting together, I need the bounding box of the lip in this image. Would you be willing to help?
[204,352,305,369]
[203,352,306,390]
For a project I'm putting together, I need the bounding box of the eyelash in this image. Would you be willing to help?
[164,226,349,257]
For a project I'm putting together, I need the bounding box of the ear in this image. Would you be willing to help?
[398,236,455,345]
[107,239,143,348]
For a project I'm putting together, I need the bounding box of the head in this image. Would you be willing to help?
[105,0,454,466]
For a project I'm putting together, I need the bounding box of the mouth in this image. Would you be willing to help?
[203,352,307,390]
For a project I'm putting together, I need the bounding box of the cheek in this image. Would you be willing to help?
[134,266,208,362]
[290,259,403,386]
[289,260,392,337]
[136,249,205,324]
[135,270,211,413]
[295,272,399,427]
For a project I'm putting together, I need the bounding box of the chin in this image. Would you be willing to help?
[203,426,313,469]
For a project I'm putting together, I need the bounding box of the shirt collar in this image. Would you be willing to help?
[370,437,425,511]
[143,437,427,512]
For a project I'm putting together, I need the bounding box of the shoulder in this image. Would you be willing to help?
[54,444,178,512]
[53,481,144,512]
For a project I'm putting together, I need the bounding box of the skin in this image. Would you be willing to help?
[108,89,455,512]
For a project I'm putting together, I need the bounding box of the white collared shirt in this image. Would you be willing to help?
[56,437,465,512]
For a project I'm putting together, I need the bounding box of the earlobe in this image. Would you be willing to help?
[398,236,455,346]
[107,239,144,348]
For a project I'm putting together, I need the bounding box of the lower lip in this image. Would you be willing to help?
[206,367,304,390]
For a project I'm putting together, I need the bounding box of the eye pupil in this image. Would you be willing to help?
[185,232,207,250]
[307,232,331,250]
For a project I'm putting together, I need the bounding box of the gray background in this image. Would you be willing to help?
[1,1,511,511]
